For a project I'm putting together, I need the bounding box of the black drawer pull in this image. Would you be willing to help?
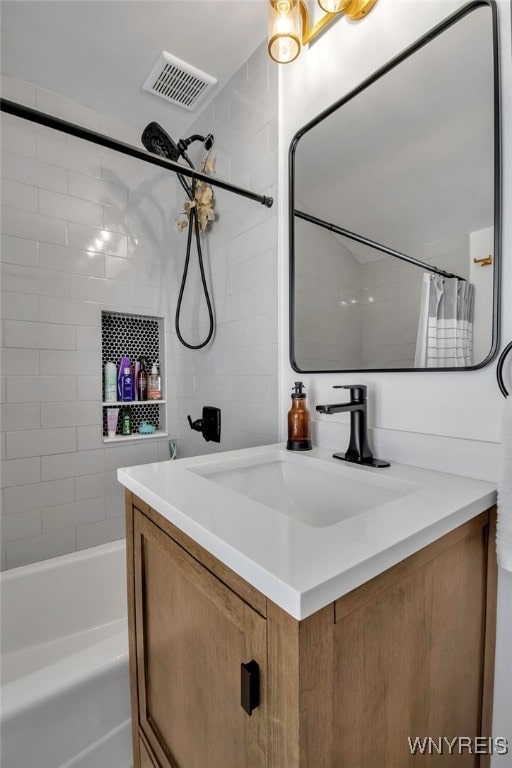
[241,660,260,715]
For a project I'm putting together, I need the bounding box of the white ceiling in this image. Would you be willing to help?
[0,1,267,137]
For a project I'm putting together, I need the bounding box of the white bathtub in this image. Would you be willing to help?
[0,540,132,768]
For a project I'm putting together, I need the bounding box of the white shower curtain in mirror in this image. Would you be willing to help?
[414,275,474,368]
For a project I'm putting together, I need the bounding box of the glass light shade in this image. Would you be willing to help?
[268,0,301,64]
[317,0,351,12]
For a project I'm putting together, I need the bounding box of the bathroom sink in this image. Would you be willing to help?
[119,443,496,616]
[189,451,417,528]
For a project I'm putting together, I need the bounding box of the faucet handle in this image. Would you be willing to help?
[333,384,367,400]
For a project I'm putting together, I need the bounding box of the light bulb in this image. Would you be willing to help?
[317,0,351,12]
[268,0,301,64]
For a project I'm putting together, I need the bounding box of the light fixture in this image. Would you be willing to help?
[268,0,378,64]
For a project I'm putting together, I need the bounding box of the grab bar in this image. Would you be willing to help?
[497,341,512,398]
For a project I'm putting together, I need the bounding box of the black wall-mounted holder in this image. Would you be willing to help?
[497,341,512,397]
[187,406,221,443]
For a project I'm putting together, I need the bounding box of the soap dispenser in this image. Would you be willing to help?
[287,381,312,451]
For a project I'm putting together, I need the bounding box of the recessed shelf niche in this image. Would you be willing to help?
[101,311,166,443]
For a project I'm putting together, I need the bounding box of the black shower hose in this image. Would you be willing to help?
[175,179,215,350]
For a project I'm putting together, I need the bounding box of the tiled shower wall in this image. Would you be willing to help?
[165,43,279,456]
[294,217,362,371]
[0,42,279,569]
[0,74,181,569]
[293,223,470,371]
[359,234,470,369]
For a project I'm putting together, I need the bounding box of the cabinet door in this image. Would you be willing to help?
[134,510,267,768]
[331,514,492,768]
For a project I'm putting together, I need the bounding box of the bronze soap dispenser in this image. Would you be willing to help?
[287,381,312,451]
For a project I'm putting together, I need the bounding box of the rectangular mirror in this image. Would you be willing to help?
[290,0,500,373]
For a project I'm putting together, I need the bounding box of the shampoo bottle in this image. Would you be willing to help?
[121,406,132,436]
[287,381,312,451]
[117,356,131,400]
[120,367,134,401]
[137,357,148,401]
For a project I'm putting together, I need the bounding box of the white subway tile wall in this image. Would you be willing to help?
[0,75,175,568]
[167,44,279,457]
[0,48,278,569]
[294,217,363,371]
[360,235,470,369]
[294,218,470,371]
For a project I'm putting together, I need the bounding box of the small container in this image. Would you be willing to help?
[120,367,134,401]
[106,407,119,438]
[138,421,156,435]
[148,362,161,401]
[287,381,312,451]
[104,362,117,403]
[121,407,132,436]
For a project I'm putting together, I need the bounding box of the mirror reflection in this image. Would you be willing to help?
[291,3,498,372]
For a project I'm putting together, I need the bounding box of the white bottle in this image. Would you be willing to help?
[148,363,161,401]
[104,362,117,402]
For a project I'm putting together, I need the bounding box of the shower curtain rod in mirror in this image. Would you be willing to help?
[294,209,465,281]
[0,99,274,209]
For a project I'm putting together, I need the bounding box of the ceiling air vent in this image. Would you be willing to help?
[143,52,217,111]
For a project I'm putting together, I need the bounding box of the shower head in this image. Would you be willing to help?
[141,122,182,162]
[141,122,215,163]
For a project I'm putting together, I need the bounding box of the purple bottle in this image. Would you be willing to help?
[118,356,134,401]
[120,368,134,401]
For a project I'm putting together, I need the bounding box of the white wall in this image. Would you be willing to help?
[279,1,509,468]
[164,42,279,457]
[471,225,495,363]
[0,74,183,569]
[277,0,511,759]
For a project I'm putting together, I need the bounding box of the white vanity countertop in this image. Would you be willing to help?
[118,444,496,620]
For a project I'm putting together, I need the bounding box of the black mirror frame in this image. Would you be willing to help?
[289,0,501,374]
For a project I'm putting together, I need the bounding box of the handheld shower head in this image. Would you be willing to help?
[141,122,182,162]
[140,123,216,351]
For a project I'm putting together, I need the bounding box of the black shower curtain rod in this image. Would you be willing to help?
[294,209,465,281]
[0,99,274,209]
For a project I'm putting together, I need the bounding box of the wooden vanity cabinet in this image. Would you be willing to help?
[126,492,497,768]
[129,503,267,768]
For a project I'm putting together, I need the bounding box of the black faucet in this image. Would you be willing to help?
[316,385,390,468]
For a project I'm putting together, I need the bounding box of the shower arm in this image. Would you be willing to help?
[0,99,274,209]
[178,133,214,154]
